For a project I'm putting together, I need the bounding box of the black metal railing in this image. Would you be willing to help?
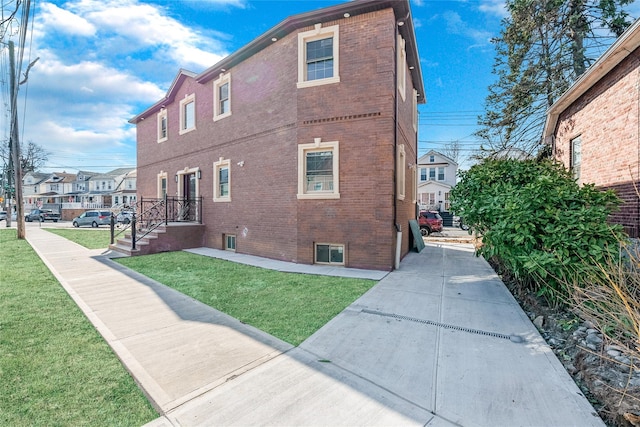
[110,196,203,251]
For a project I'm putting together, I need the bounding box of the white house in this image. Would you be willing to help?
[416,150,458,212]
[112,169,137,207]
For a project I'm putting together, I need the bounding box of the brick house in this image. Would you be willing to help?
[129,0,424,270]
[417,150,458,213]
[544,19,640,237]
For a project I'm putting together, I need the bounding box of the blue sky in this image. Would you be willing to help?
[1,0,630,173]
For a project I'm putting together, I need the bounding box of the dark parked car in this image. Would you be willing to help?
[72,210,112,228]
[418,210,443,236]
[0,211,6,221]
[25,209,61,222]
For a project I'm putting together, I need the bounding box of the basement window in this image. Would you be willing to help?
[225,234,236,252]
[315,243,344,265]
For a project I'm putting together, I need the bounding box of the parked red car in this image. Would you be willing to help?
[418,210,443,236]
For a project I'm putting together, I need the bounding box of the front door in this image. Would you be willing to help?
[180,173,197,221]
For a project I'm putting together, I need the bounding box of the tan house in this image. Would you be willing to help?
[544,19,640,237]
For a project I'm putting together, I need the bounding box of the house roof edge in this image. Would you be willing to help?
[543,18,640,140]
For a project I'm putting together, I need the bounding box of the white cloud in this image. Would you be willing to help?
[442,11,493,45]
[11,0,242,172]
[39,2,96,36]
[62,0,229,71]
[478,0,508,18]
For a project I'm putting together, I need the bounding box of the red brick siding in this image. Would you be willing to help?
[136,8,418,270]
[554,48,640,238]
[601,181,640,238]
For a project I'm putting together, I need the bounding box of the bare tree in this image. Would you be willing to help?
[441,140,462,165]
[0,140,50,173]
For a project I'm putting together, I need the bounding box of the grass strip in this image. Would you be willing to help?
[45,228,111,249]
[115,251,376,346]
[0,229,157,426]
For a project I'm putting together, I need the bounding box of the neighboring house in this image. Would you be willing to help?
[21,168,137,212]
[39,172,76,204]
[22,171,50,204]
[87,168,136,207]
[416,150,458,212]
[544,18,640,238]
[129,0,425,271]
[112,169,137,207]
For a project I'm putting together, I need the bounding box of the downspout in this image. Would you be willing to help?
[393,23,401,269]
[637,56,640,238]
[393,12,412,269]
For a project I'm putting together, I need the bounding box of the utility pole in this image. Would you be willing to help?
[8,40,25,238]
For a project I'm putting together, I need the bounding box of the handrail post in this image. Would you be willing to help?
[132,212,137,251]
[164,193,168,225]
[110,213,115,245]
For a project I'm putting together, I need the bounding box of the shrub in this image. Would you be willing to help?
[567,241,640,354]
[450,158,626,302]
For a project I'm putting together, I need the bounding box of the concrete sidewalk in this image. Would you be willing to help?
[25,227,604,426]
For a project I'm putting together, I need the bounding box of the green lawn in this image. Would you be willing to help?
[45,228,112,249]
[0,229,157,426]
[115,252,376,346]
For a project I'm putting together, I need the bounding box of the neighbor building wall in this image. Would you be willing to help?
[554,48,640,237]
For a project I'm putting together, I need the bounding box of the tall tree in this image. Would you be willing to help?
[477,0,633,156]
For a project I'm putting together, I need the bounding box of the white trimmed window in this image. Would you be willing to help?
[397,144,406,200]
[297,138,340,199]
[297,24,340,88]
[157,171,168,198]
[179,94,196,134]
[397,35,406,101]
[420,167,427,181]
[315,243,344,265]
[157,109,168,142]
[213,157,231,202]
[571,136,582,181]
[214,73,231,121]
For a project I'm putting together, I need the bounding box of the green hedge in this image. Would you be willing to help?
[450,159,626,301]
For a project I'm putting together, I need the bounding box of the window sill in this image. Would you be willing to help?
[214,112,231,122]
[297,192,340,200]
[214,197,231,203]
[179,127,196,135]
[297,76,340,89]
